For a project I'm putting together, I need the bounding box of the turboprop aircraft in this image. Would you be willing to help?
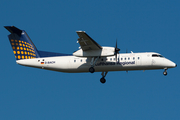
[5,26,177,83]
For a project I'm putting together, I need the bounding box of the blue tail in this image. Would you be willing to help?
[5,26,40,60]
[5,26,72,60]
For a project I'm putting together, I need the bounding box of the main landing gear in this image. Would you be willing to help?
[100,71,108,84]
[88,57,108,84]
[88,57,99,73]
[163,68,168,76]
[89,67,95,73]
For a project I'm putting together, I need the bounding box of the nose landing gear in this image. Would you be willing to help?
[163,68,168,76]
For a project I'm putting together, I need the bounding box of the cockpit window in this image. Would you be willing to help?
[159,55,164,57]
[152,54,158,57]
[152,54,164,58]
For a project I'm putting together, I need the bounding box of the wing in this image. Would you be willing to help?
[76,31,102,51]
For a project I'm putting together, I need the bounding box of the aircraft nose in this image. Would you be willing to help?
[167,60,177,68]
[172,62,177,68]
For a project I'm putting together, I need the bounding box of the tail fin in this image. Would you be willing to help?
[4,26,40,60]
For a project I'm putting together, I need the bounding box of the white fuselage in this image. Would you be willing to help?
[16,52,176,73]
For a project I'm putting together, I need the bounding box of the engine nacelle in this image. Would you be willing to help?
[73,47,115,57]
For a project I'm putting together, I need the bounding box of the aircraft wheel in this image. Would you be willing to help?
[163,71,167,76]
[89,67,95,73]
[100,77,106,84]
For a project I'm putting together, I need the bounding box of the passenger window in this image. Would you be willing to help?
[128,57,130,60]
[81,59,82,62]
[114,58,115,61]
[121,58,123,60]
[138,57,140,60]
[133,57,135,60]
[110,58,112,61]
[125,58,126,60]
[74,60,76,62]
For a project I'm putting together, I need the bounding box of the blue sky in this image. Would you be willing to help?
[0,0,180,119]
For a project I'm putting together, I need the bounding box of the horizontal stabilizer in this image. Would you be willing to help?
[4,26,22,36]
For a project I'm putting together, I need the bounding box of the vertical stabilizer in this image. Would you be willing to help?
[4,26,40,60]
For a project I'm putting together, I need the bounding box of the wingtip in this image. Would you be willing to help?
[76,30,86,33]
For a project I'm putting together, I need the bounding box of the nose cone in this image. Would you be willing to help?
[169,61,177,68]
[163,58,177,68]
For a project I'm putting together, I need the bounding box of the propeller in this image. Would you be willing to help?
[114,40,120,62]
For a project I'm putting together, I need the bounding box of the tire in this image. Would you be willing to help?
[100,77,106,83]
[163,71,167,76]
[89,67,95,73]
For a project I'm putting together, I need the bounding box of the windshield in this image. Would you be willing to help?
[152,54,164,58]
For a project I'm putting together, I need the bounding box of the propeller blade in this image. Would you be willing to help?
[115,54,117,62]
[114,39,120,62]
[116,40,117,49]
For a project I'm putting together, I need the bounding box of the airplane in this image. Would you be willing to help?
[5,26,177,84]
